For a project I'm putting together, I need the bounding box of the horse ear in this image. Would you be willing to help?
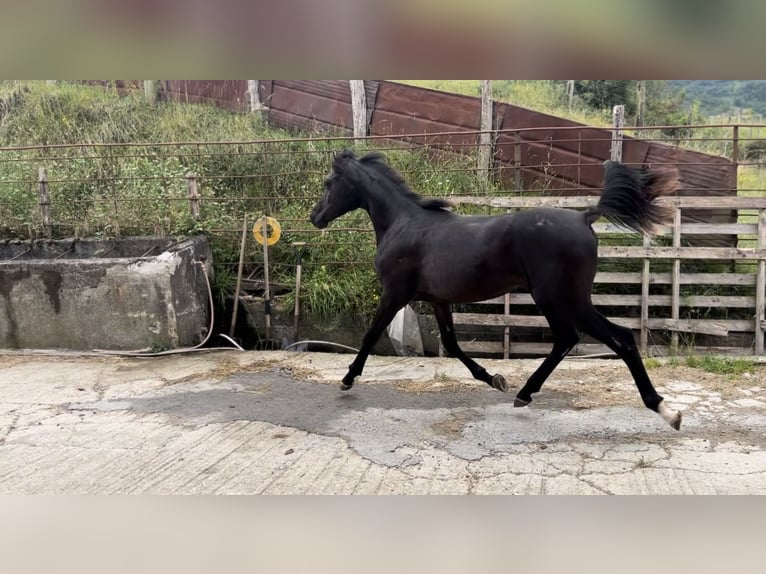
[333,148,357,173]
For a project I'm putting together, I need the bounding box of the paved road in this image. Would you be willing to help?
[1,350,765,494]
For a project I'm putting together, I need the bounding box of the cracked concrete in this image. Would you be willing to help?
[1,350,765,494]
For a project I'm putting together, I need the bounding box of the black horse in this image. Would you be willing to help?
[311,149,682,430]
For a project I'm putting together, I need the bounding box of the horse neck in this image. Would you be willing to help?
[362,185,419,242]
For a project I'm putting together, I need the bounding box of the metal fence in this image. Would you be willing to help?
[1,124,765,355]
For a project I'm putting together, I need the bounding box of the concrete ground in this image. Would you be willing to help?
[1,350,765,494]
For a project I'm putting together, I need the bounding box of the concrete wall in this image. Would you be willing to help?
[0,236,212,350]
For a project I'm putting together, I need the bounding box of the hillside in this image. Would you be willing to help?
[669,80,766,117]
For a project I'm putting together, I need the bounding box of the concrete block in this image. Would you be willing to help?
[0,236,212,350]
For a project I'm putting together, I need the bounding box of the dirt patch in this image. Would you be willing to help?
[431,409,482,438]
[393,377,482,394]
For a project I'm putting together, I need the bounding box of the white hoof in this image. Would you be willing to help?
[658,400,682,430]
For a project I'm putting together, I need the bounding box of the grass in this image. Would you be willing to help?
[685,355,755,376]
[643,357,663,370]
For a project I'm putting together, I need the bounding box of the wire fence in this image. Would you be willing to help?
[2,124,766,353]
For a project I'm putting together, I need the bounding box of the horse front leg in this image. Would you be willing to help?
[341,291,409,391]
[432,302,508,392]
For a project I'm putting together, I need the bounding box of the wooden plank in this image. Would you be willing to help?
[454,313,754,333]
[598,246,766,260]
[605,223,758,236]
[499,293,755,308]
[466,341,755,358]
[594,272,757,286]
[662,319,729,337]
[454,313,547,328]
[461,341,616,357]
[676,295,756,308]
[452,195,766,210]
[473,273,757,300]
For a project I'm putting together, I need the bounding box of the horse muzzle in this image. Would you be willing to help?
[310,206,329,229]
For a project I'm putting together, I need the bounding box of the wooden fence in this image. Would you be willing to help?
[447,194,766,358]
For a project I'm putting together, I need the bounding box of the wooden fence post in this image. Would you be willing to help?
[349,80,367,139]
[513,131,522,193]
[636,81,646,127]
[611,105,625,162]
[670,207,682,355]
[640,233,650,355]
[186,172,201,221]
[144,81,159,103]
[478,80,493,181]
[38,167,51,239]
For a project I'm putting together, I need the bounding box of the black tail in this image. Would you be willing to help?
[585,161,680,235]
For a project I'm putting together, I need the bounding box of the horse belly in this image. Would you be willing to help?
[416,252,525,303]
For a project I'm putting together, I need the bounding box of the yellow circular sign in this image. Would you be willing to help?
[253,216,281,246]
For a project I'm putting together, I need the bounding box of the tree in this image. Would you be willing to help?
[574,81,636,116]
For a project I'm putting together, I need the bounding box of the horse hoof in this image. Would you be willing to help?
[658,401,682,430]
[491,374,508,392]
[513,397,531,408]
[339,382,353,391]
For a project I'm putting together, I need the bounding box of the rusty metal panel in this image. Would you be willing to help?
[371,81,489,152]
[372,110,479,149]
[645,145,734,196]
[645,144,736,246]
[164,81,249,112]
[269,82,352,131]
[495,102,650,193]
[265,81,380,134]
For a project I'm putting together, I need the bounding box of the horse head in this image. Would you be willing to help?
[310,148,365,229]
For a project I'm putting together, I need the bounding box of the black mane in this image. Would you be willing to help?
[357,151,453,211]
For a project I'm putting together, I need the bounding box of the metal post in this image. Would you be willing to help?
[262,216,272,342]
[38,167,51,239]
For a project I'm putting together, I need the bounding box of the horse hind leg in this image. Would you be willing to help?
[574,306,682,430]
[432,302,508,392]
